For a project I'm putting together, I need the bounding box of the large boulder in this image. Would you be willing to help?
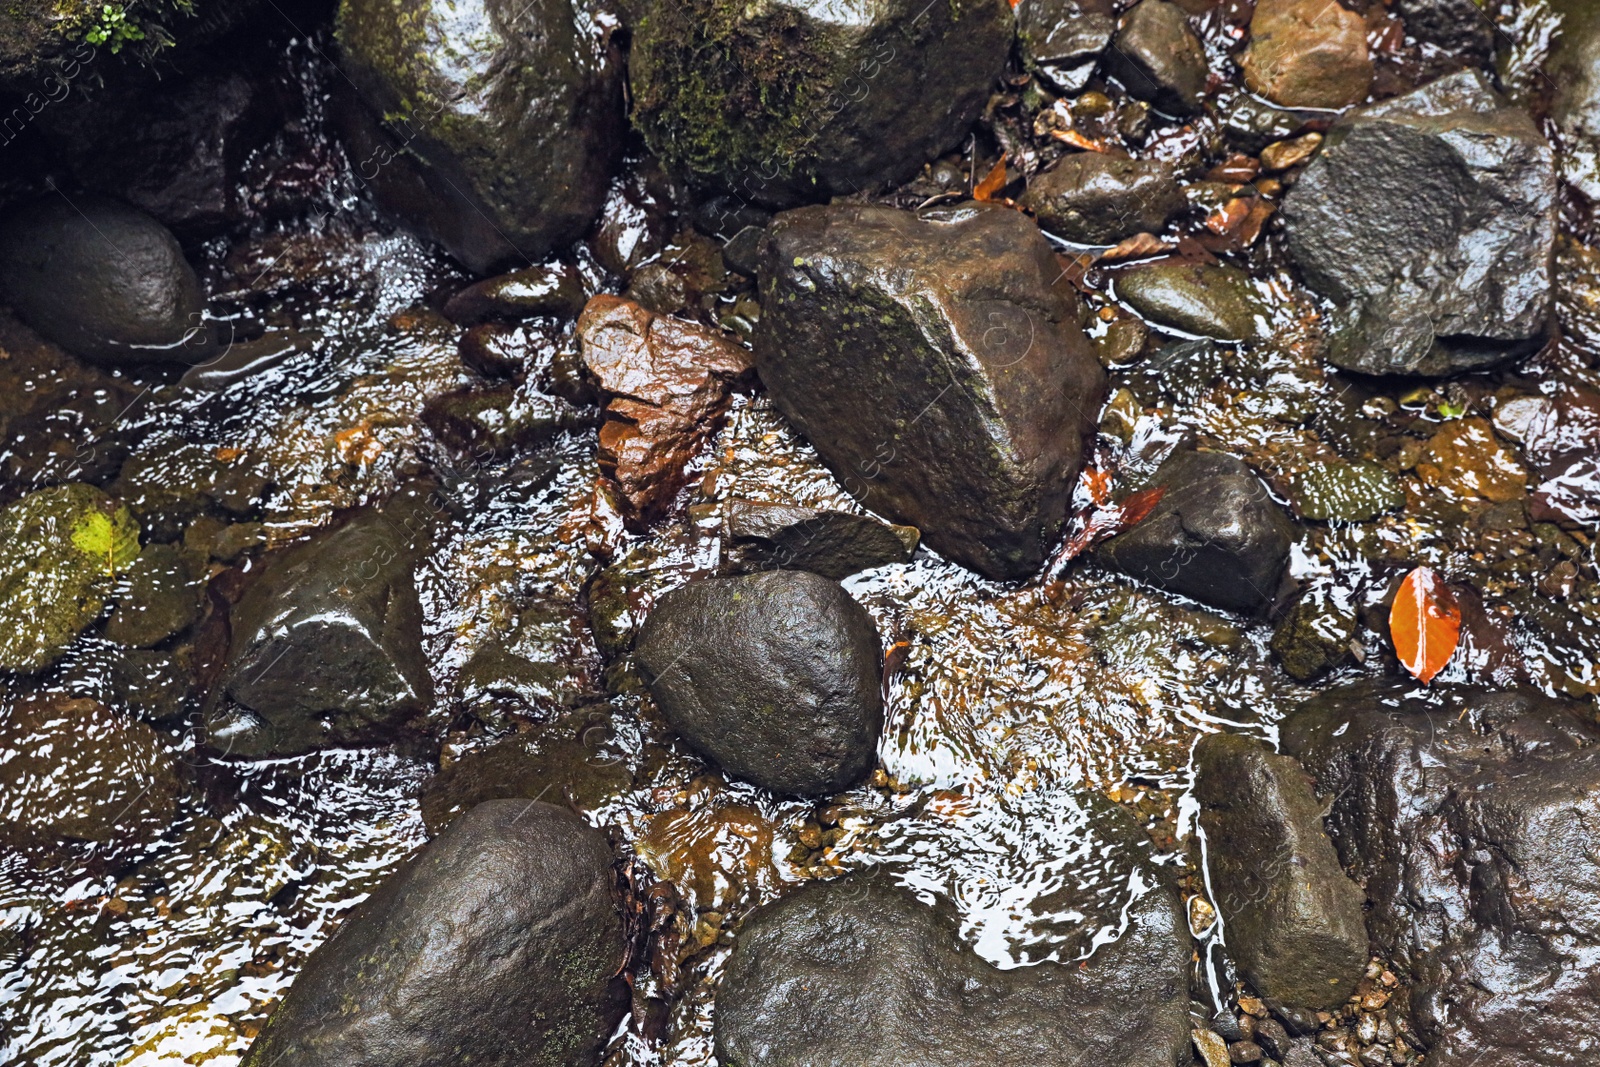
[755,203,1106,580]
[1195,732,1368,1010]
[1281,682,1600,1067]
[213,489,442,755]
[1097,449,1294,613]
[334,0,624,273]
[0,196,211,365]
[628,0,1013,207]
[1282,71,1556,376]
[715,877,1192,1067]
[241,800,628,1067]
[0,482,140,672]
[634,570,882,796]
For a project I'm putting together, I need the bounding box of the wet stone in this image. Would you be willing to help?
[1115,261,1271,342]
[1021,153,1186,245]
[635,570,883,796]
[442,262,587,326]
[1195,732,1369,1010]
[0,695,180,850]
[1241,0,1373,110]
[1097,449,1295,613]
[240,800,628,1067]
[215,491,443,756]
[629,0,1014,206]
[1271,590,1357,681]
[421,708,632,832]
[1282,71,1556,376]
[1395,0,1495,63]
[756,203,1105,580]
[723,499,919,580]
[335,0,624,272]
[450,595,598,727]
[1282,682,1600,1066]
[1018,0,1116,92]
[0,483,140,673]
[577,295,754,529]
[0,195,211,366]
[1103,0,1209,116]
[715,876,1192,1067]
[422,382,594,461]
[104,542,203,649]
[1290,460,1404,522]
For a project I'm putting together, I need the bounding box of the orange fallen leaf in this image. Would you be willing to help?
[1050,129,1107,153]
[1050,485,1168,571]
[973,157,1008,202]
[1205,198,1253,236]
[1390,566,1461,684]
[1080,467,1113,506]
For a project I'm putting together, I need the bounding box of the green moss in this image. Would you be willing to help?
[629,0,836,198]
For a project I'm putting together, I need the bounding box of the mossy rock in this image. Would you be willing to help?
[1290,459,1403,522]
[0,483,139,672]
[628,0,1014,206]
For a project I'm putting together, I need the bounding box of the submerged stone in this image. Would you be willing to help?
[723,500,918,579]
[755,203,1105,580]
[0,196,211,365]
[635,570,883,796]
[715,876,1191,1067]
[1282,71,1556,376]
[335,0,624,272]
[628,0,1013,206]
[1289,460,1404,522]
[0,483,140,672]
[104,542,203,648]
[0,695,180,850]
[241,800,628,1067]
[216,490,443,755]
[1195,732,1368,1010]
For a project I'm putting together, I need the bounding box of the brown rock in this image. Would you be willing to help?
[1242,0,1373,110]
[577,296,753,527]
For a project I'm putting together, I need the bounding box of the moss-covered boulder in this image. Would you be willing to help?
[335,0,625,273]
[628,0,1013,206]
[0,483,140,672]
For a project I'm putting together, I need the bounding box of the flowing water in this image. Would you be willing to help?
[4,14,1600,1067]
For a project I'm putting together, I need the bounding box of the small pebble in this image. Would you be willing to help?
[1229,1040,1265,1064]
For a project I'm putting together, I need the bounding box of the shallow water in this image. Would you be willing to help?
[4,17,1600,1067]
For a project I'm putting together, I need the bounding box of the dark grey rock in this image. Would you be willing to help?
[1021,153,1185,245]
[335,0,624,273]
[1195,732,1368,1010]
[1018,0,1116,92]
[1546,0,1600,201]
[215,489,445,755]
[724,500,918,579]
[1097,449,1295,613]
[1282,681,1600,1067]
[240,800,628,1067]
[715,877,1192,1067]
[629,0,1013,207]
[1103,0,1208,116]
[634,570,882,796]
[1395,0,1494,61]
[755,203,1105,580]
[0,196,211,365]
[1282,71,1556,376]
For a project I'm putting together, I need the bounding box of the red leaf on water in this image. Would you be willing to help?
[973,157,1008,202]
[1389,566,1462,684]
[1080,467,1113,506]
[1049,485,1168,570]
